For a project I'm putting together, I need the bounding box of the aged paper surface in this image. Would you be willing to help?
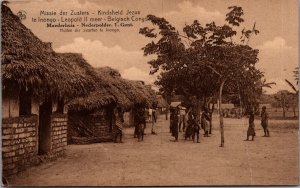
[1,0,299,186]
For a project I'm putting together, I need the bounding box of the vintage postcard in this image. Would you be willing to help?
[1,0,299,186]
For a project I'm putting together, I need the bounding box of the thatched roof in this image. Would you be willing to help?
[127,81,157,107]
[156,95,168,108]
[68,67,157,111]
[1,4,93,98]
[68,67,129,111]
[96,67,157,108]
[57,53,98,94]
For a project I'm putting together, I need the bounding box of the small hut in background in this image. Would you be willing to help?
[66,61,125,144]
[1,4,95,176]
[156,95,169,114]
[68,67,157,144]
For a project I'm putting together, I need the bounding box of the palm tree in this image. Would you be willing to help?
[285,66,298,94]
[284,67,298,117]
[260,79,276,90]
[285,79,298,94]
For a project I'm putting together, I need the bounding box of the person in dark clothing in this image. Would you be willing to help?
[261,106,270,137]
[191,112,201,143]
[170,108,175,133]
[134,107,146,141]
[246,110,256,141]
[170,107,179,142]
[185,110,194,140]
[185,110,200,143]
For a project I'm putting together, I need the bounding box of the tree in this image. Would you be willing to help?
[273,90,297,118]
[284,67,298,117]
[140,6,265,147]
[285,67,299,94]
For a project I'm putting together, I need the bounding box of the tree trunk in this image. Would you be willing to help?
[209,103,215,134]
[281,94,286,119]
[196,97,202,125]
[237,83,243,118]
[165,93,169,120]
[219,79,226,147]
[166,106,169,120]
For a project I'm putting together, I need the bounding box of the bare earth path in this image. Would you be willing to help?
[7,115,299,186]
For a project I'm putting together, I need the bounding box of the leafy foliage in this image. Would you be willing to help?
[225,6,244,26]
[140,6,265,110]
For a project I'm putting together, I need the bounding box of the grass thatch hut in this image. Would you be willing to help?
[156,94,168,113]
[1,4,95,176]
[67,67,157,143]
[157,95,168,108]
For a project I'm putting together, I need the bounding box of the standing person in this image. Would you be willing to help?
[152,108,157,123]
[133,108,138,138]
[143,108,148,134]
[191,111,200,143]
[185,109,194,140]
[179,106,186,132]
[134,107,146,141]
[113,107,124,143]
[170,108,174,133]
[261,106,270,137]
[138,108,147,141]
[148,108,153,123]
[171,107,179,142]
[246,109,256,141]
[201,108,211,137]
[151,108,157,135]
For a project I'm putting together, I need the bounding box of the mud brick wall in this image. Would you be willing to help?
[90,109,112,140]
[50,113,67,157]
[2,115,39,177]
[67,108,113,142]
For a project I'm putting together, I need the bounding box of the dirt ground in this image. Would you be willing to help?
[7,115,299,186]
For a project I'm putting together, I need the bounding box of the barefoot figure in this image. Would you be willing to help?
[185,108,194,140]
[246,110,256,141]
[134,107,146,142]
[170,107,179,142]
[191,111,201,143]
[261,106,270,137]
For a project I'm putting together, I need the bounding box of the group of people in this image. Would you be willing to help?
[113,105,270,144]
[169,105,270,143]
[246,106,270,141]
[170,106,212,143]
[133,107,157,142]
[112,106,158,143]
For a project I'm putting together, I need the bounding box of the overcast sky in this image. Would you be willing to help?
[9,0,298,94]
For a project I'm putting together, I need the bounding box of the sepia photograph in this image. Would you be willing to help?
[1,0,299,186]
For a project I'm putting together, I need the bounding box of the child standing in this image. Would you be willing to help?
[246,110,256,141]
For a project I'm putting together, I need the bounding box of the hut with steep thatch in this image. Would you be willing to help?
[67,67,157,144]
[156,94,169,113]
[1,4,95,176]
